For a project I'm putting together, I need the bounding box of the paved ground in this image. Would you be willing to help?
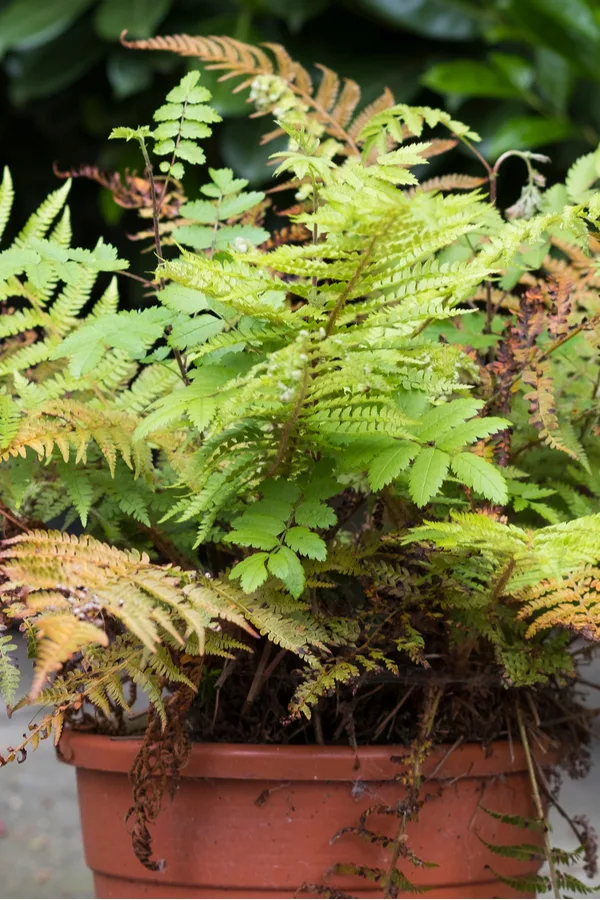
[0,636,93,899]
[0,635,599,899]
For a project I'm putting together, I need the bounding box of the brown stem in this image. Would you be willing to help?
[116,270,157,288]
[157,96,189,213]
[138,138,190,387]
[313,706,325,745]
[242,640,272,715]
[382,812,408,898]
[533,754,589,849]
[291,87,360,157]
[372,686,415,742]
[382,686,443,899]
[267,366,310,477]
[460,136,493,185]
[538,319,597,364]
[0,503,29,532]
[325,233,378,337]
[578,366,600,441]
[516,703,560,899]
[261,647,287,684]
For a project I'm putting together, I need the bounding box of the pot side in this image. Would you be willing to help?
[58,731,551,899]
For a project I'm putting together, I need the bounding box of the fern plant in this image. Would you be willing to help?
[0,38,600,895]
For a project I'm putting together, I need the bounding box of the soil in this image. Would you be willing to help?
[185,645,594,776]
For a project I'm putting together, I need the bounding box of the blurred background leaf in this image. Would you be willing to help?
[2,0,600,250]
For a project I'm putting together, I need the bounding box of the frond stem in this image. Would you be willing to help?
[267,365,310,477]
[137,137,190,386]
[516,702,560,899]
[325,233,378,337]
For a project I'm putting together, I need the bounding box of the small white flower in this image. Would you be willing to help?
[232,237,252,254]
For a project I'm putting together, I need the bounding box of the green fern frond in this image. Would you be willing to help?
[0,167,14,243]
[0,634,19,706]
[15,179,71,246]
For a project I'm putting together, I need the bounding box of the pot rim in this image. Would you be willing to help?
[57,730,554,782]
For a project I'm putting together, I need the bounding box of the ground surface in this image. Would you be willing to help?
[0,636,93,899]
[0,635,598,899]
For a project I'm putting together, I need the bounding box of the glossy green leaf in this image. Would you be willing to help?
[489,53,534,94]
[262,0,330,32]
[95,0,171,40]
[107,53,153,100]
[488,117,576,159]
[422,60,522,99]
[0,0,94,56]
[534,47,575,114]
[7,17,102,104]
[353,0,478,39]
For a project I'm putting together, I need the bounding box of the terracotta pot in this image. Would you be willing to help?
[59,731,552,899]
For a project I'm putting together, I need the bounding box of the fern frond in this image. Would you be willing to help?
[0,167,14,243]
[408,174,487,194]
[15,179,71,246]
[0,532,212,660]
[31,613,108,698]
[0,634,19,706]
[523,364,588,466]
[121,34,373,155]
[517,566,600,641]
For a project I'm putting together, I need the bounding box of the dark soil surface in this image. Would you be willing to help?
[186,648,594,772]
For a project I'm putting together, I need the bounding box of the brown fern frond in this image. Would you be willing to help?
[546,275,573,338]
[491,285,546,415]
[261,224,311,250]
[0,400,155,475]
[121,32,361,153]
[52,163,184,217]
[0,531,226,662]
[522,364,584,463]
[260,125,286,145]
[418,138,459,159]
[314,64,340,111]
[31,613,108,698]
[330,79,362,129]
[517,566,600,641]
[347,89,395,142]
[121,31,271,77]
[408,174,487,195]
[522,364,557,435]
[0,705,72,767]
[127,660,201,869]
[262,41,307,87]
